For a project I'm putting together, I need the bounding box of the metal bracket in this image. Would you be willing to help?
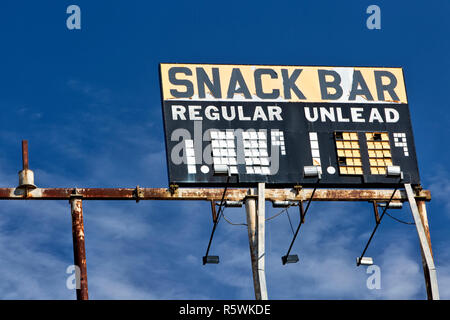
[293,185,302,195]
[70,188,83,199]
[169,184,179,195]
[299,200,305,224]
[372,201,381,224]
[210,201,217,223]
[134,185,144,203]
[69,188,83,204]
[244,194,258,201]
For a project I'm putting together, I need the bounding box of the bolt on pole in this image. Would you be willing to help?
[70,196,89,300]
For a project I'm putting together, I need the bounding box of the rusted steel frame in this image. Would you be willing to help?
[299,201,305,224]
[70,197,89,300]
[0,188,431,202]
[417,199,436,299]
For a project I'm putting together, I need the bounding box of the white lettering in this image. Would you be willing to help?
[304,107,318,122]
[351,107,365,122]
[369,108,384,123]
[385,108,399,123]
[171,105,186,120]
[237,106,251,121]
[336,108,350,122]
[205,105,219,120]
[188,105,202,120]
[253,106,268,121]
[320,107,335,122]
[268,106,283,121]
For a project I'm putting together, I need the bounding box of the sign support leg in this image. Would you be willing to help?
[245,183,268,300]
[70,197,89,300]
[405,184,439,300]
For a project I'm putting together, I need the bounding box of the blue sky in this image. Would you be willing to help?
[0,0,449,299]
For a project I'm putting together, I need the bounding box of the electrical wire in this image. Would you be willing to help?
[285,209,295,235]
[221,200,298,228]
[220,208,247,226]
[265,204,293,221]
[384,211,415,225]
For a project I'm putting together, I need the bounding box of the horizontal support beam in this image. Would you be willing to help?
[0,187,430,202]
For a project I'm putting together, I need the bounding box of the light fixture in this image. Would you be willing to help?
[303,166,321,179]
[378,202,403,209]
[272,200,295,208]
[356,257,374,266]
[203,255,220,265]
[224,200,243,207]
[282,255,299,265]
[213,164,229,176]
[387,165,403,178]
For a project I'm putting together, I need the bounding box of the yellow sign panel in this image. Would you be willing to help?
[160,63,407,104]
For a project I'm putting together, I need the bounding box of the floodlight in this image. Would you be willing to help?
[282,255,299,265]
[272,201,295,208]
[213,164,229,176]
[378,202,403,209]
[203,255,220,265]
[303,166,321,179]
[224,200,243,207]
[387,166,402,177]
[356,257,374,266]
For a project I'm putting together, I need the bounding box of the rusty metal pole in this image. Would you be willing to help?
[245,188,260,299]
[256,183,268,300]
[70,196,89,300]
[245,183,268,300]
[417,199,436,300]
[405,184,439,300]
[22,140,29,170]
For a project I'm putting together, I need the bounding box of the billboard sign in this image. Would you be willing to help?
[159,63,419,187]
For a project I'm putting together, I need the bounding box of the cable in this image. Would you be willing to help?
[266,204,293,221]
[357,187,398,265]
[221,208,247,226]
[384,211,415,225]
[285,209,295,235]
[283,187,317,259]
[203,176,230,261]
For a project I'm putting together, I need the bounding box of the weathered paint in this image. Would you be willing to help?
[70,198,88,300]
[0,187,430,202]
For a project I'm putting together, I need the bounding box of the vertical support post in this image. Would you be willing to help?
[405,184,439,300]
[22,140,29,170]
[299,200,305,224]
[245,183,268,300]
[372,201,381,224]
[70,197,89,300]
[257,183,268,300]
[210,200,217,223]
[417,199,436,300]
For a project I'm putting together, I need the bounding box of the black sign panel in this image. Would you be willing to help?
[159,64,419,187]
